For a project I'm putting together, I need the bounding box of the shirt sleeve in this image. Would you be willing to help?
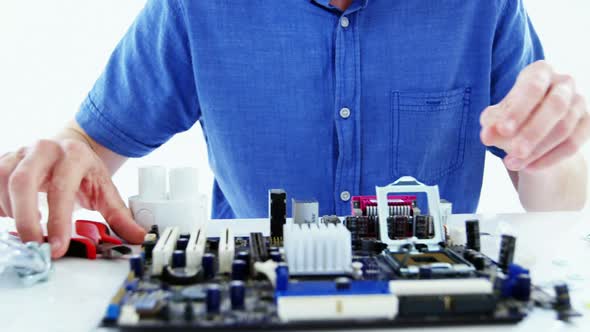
[487,0,545,159]
[76,0,199,158]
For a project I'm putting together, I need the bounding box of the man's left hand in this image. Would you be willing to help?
[480,60,589,171]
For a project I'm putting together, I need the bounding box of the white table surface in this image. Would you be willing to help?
[1,211,590,332]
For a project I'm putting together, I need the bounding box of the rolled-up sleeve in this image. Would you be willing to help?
[76,0,200,158]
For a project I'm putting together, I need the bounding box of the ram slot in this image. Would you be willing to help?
[186,224,207,270]
[152,227,180,275]
[218,227,235,274]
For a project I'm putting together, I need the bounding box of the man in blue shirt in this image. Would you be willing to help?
[1,0,588,258]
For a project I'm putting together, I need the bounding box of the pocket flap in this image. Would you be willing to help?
[395,88,467,110]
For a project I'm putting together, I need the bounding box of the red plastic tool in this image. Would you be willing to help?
[12,220,130,259]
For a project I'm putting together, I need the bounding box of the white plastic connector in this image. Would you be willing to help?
[218,227,235,274]
[277,294,398,322]
[292,199,319,224]
[283,223,352,275]
[129,166,207,233]
[186,224,207,270]
[254,259,279,286]
[388,278,493,296]
[118,305,140,325]
[152,226,180,275]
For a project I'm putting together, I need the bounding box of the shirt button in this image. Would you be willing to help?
[339,107,351,119]
[340,16,350,28]
[340,191,351,202]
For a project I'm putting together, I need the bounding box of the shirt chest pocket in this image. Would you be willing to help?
[391,87,471,184]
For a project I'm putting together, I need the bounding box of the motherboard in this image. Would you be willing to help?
[100,175,579,330]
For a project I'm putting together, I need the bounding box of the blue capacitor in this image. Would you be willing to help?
[172,250,186,268]
[237,250,250,262]
[270,251,282,262]
[206,284,221,314]
[202,253,216,279]
[129,254,144,278]
[237,251,250,275]
[275,263,289,291]
[231,259,247,281]
[104,303,121,322]
[230,280,246,310]
[176,237,189,251]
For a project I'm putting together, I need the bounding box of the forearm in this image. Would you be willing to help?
[54,120,128,175]
[515,153,588,211]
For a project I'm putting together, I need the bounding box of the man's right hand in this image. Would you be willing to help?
[0,139,145,258]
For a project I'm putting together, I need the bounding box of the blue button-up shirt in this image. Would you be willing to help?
[76,0,544,218]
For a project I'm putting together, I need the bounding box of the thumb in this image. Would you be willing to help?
[97,179,146,244]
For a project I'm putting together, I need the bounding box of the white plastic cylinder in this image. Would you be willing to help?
[138,166,167,200]
[169,167,199,200]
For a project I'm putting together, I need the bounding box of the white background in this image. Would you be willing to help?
[0,0,588,215]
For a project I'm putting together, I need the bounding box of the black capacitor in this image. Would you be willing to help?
[335,277,352,290]
[172,250,186,268]
[493,272,507,295]
[270,251,282,262]
[463,249,476,262]
[159,304,171,321]
[514,273,531,301]
[237,250,250,262]
[184,302,194,321]
[465,219,481,251]
[142,238,156,261]
[149,225,159,238]
[202,253,216,279]
[230,280,246,310]
[236,251,250,275]
[498,235,516,272]
[554,283,572,309]
[206,284,221,314]
[472,254,486,271]
[269,189,287,239]
[419,266,432,279]
[129,254,144,278]
[176,238,189,251]
[231,259,247,281]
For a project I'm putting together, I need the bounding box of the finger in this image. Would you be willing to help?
[526,112,590,171]
[508,75,576,159]
[95,177,146,244]
[0,206,5,217]
[480,104,506,128]
[0,150,25,217]
[480,125,512,151]
[46,141,93,258]
[505,94,586,170]
[496,61,553,136]
[9,142,62,243]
